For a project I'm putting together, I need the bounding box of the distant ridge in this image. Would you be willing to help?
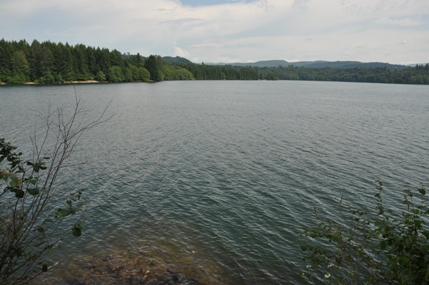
[206,60,407,70]
[226,60,289,68]
[206,60,288,68]
[291,61,407,70]
[141,55,408,71]
[162,56,192,64]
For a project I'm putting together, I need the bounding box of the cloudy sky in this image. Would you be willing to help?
[1,0,428,64]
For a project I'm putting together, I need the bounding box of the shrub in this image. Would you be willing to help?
[0,97,109,284]
[300,181,429,284]
[5,74,27,84]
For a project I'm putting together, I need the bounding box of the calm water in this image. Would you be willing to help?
[1,81,428,284]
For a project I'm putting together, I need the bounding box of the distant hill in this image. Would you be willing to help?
[121,55,191,65]
[122,54,407,70]
[226,60,289,68]
[291,61,407,70]
[207,60,407,70]
[162,56,192,64]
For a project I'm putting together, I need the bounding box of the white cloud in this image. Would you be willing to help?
[1,0,428,63]
[173,41,190,57]
[376,17,423,26]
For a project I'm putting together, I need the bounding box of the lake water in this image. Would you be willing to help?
[1,81,428,284]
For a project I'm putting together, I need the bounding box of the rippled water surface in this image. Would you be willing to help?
[1,81,428,284]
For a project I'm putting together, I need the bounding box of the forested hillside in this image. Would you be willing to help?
[0,39,194,84]
[210,60,407,70]
[0,39,153,83]
[178,63,260,80]
[1,39,428,85]
[257,65,429,84]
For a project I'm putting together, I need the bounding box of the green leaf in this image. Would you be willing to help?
[414,220,423,228]
[411,209,420,215]
[14,189,24,198]
[72,224,82,237]
[418,188,426,195]
[422,231,429,239]
[380,240,387,250]
[9,176,19,186]
[27,187,40,195]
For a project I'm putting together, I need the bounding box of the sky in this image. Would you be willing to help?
[1,0,428,64]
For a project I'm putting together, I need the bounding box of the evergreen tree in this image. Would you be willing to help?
[144,55,162,82]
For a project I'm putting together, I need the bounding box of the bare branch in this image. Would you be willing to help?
[0,93,110,284]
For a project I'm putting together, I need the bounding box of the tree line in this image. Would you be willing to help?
[0,39,195,84]
[1,39,428,85]
[175,62,429,84]
[0,39,268,84]
[177,63,261,80]
[256,64,429,84]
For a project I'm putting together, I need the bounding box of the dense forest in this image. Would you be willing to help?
[0,39,263,84]
[0,39,194,84]
[0,39,428,85]
[256,64,429,84]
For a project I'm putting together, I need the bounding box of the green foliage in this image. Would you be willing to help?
[161,65,193,80]
[179,63,260,80]
[108,66,125,83]
[129,66,150,81]
[5,74,27,84]
[0,138,84,284]
[162,56,192,65]
[259,65,429,84]
[96,71,106,81]
[0,39,159,84]
[144,55,163,82]
[265,72,278,80]
[300,181,429,284]
[0,98,109,284]
[37,71,55,84]
[10,51,29,80]
[1,38,426,85]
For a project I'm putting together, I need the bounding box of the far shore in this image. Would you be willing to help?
[0,80,105,86]
[26,80,102,85]
[0,80,159,85]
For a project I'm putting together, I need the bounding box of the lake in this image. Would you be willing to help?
[1,81,428,284]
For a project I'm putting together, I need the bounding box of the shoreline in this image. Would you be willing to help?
[0,80,105,85]
[27,80,103,85]
[0,80,156,86]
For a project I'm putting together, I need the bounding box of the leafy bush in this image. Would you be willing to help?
[300,181,429,284]
[37,71,55,84]
[5,74,27,84]
[0,97,109,284]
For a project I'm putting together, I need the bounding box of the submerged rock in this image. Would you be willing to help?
[63,253,201,285]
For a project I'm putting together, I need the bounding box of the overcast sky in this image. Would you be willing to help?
[1,0,428,64]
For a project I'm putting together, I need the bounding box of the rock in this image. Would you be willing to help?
[59,252,205,285]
